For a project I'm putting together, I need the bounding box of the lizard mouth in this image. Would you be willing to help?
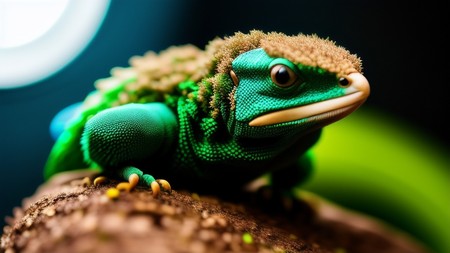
[248,72,370,127]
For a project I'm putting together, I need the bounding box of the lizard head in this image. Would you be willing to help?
[201,30,369,139]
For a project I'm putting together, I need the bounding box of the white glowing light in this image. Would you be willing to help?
[0,0,111,89]
[0,0,69,48]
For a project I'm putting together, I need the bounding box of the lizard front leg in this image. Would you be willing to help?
[81,102,177,196]
[255,151,315,213]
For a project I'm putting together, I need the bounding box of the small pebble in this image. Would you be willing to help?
[191,193,200,200]
[242,232,253,244]
[189,240,206,253]
[222,232,232,243]
[126,215,153,235]
[106,188,120,200]
[179,218,198,238]
[211,214,227,227]
[42,207,56,217]
[79,214,99,232]
[5,248,15,253]
[82,177,92,187]
[334,248,347,253]
[134,201,147,211]
[78,194,88,201]
[25,217,33,228]
[22,230,31,238]
[273,246,288,253]
[198,229,218,242]
[160,204,176,215]
[160,216,180,229]
[100,213,126,233]
[201,217,215,228]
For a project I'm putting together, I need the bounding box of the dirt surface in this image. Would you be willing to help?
[1,171,431,253]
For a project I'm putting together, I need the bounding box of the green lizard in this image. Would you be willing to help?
[45,30,370,198]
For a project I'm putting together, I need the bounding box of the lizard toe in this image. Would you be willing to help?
[93,176,108,186]
[150,181,161,197]
[156,179,172,193]
[141,174,171,197]
[116,182,133,192]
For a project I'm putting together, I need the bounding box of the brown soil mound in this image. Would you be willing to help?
[1,170,431,253]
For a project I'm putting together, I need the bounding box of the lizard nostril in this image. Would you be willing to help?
[346,72,370,96]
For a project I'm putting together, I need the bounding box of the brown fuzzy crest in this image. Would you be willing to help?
[209,30,362,77]
[199,30,363,116]
[92,30,362,116]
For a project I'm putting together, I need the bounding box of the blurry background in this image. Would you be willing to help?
[0,0,448,252]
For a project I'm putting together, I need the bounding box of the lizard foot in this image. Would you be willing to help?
[253,185,313,220]
[143,175,172,197]
[121,167,172,197]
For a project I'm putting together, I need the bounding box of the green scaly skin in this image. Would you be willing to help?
[44,31,370,198]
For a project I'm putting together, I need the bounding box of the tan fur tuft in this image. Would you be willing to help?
[261,34,362,77]
[93,30,363,116]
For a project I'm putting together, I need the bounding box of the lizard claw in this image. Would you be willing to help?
[149,179,172,197]
[141,174,171,197]
[128,173,140,189]
[150,181,160,197]
[156,179,172,193]
[116,182,133,192]
[93,176,108,186]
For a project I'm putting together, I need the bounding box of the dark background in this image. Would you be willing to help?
[0,0,448,249]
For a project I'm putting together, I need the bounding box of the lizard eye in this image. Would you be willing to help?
[270,64,298,88]
[230,70,239,86]
[338,77,350,87]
